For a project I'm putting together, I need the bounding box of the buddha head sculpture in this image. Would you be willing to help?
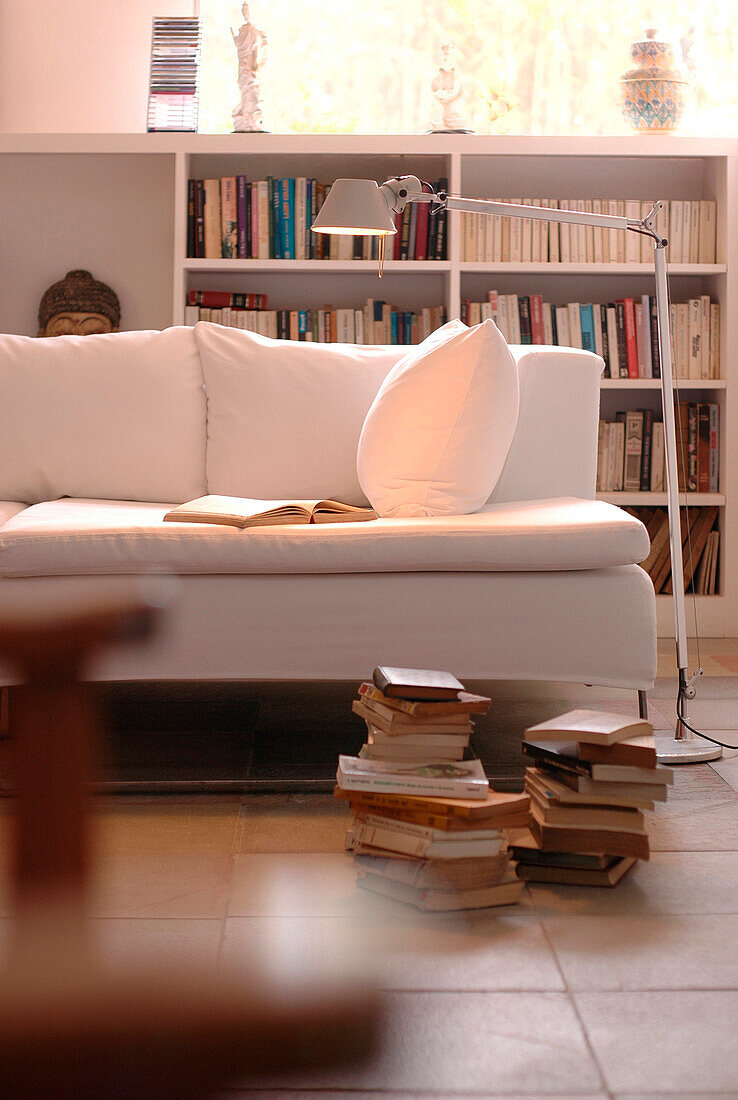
[38,269,121,337]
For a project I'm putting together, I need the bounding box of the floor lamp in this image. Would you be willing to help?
[312,175,719,765]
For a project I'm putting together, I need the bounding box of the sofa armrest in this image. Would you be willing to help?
[489,345,604,504]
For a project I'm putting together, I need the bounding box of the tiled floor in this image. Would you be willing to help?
[3,638,738,1098]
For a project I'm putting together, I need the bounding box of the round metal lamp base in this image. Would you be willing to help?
[655,732,722,765]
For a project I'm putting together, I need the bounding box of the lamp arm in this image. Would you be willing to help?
[378,177,667,241]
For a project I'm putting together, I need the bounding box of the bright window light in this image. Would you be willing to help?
[199,1,738,135]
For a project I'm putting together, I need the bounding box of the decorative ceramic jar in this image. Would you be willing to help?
[620,28,689,133]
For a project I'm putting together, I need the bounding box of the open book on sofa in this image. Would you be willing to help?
[163,495,377,528]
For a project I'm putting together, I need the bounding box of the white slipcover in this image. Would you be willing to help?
[0,496,649,578]
[194,322,403,505]
[0,328,207,504]
[0,569,658,691]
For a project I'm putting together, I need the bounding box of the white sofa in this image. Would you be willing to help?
[0,323,656,696]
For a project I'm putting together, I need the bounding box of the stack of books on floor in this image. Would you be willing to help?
[334,666,531,911]
[512,708,672,887]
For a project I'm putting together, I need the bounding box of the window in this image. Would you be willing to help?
[199,1,738,135]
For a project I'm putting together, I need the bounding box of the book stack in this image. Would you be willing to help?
[512,708,672,887]
[462,292,720,381]
[334,667,531,911]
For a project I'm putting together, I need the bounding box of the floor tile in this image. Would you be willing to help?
[222,910,564,992]
[90,917,223,969]
[543,913,738,991]
[227,853,361,917]
[650,676,738,700]
[220,914,376,994]
[91,800,241,855]
[692,656,738,677]
[235,793,348,853]
[711,757,738,789]
[696,638,738,653]
[575,990,738,1093]
[665,763,736,800]
[527,851,738,916]
[91,853,233,918]
[647,796,738,850]
[229,991,603,1093]
[654,699,738,729]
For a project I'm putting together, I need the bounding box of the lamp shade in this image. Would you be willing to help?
[311,178,397,236]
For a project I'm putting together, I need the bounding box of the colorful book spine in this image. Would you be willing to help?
[622,297,639,378]
[579,303,595,352]
[194,180,205,257]
[220,176,238,259]
[202,178,222,259]
[188,290,268,308]
[236,175,249,258]
[187,179,197,257]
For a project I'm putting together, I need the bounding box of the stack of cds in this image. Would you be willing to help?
[147,17,201,132]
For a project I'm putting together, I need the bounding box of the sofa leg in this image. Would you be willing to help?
[638,690,649,720]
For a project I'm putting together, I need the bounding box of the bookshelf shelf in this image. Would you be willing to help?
[600,379,726,389]
[655,593,725,634]
[598,492,726,506]
[459,263,728,275]
[0,133,735,636]
[179,259,452,273]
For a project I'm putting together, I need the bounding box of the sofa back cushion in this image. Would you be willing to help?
[488,345,603,504]
[194,322,404,504]
[0,327,206,504]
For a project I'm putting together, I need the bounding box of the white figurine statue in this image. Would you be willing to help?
[231,3,267,132]
[429,42,472,133]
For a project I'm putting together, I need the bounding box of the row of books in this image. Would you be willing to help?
[458,198,717,265]
[337,667,529,911]
[596,404,719,495]
[627,505,720,596]
[512,708,672,884]
[186,176,448,262]
[184,291,446,344]
[462,292,721,380]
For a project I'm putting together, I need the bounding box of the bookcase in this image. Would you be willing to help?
[0,133,735,637]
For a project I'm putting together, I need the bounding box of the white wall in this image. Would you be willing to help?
[0,154,175,335]
[0,0,197,132]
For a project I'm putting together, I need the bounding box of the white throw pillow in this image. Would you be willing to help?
[0,327,207,505]
[194,322,404,504]
[357,319,519,517]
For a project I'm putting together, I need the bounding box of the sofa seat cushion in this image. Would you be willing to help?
[0,497,650,578]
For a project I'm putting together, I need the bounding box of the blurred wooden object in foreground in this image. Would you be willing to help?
[0,582,380,1099]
